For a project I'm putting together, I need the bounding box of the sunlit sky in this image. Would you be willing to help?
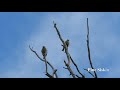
[0,12,120,78]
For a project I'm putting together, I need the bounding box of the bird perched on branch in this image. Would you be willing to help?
[62,39,69,51]
[41,46,47,59]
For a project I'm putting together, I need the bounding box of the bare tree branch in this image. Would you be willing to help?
[46,73,54,78]
[53,21,76,78]
[84,68,95,78]
[64,60,76,78]
[44,57,48,74]
[29,19,99,78]
[52,69,57,77]
[76,75,82,78]
[53,21,71,66]
[53,21,84,78]
[63,67,68,69]
[86,18,98,78]
[69,55,85,78]
[29,45,58,78]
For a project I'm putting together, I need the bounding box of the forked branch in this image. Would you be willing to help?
[70,55,85,78]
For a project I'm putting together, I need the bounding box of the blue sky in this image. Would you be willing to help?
[0,12,120,78]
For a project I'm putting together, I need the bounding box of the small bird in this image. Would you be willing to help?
[41,46,47,59]
[62,39,69,51]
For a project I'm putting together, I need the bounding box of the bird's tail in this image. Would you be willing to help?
[62,44,64,51]
[43,56,45,59]
[62,47,64,51]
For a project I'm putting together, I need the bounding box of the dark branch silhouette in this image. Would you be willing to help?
[69,55,85,78]
[86,18,98,78]
[84,68,95,78]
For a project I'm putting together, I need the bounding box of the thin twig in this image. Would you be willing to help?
[46,73,54,78]
[29,45,58,78]
[84,69,95,78]
[86,18,97,78]
[69,55,85,78]
[52,69,57,77]
[63,67,68,69]
[76,75,82,78]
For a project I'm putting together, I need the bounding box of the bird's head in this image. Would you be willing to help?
[43,46,45,48]
[67,39,69,41]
